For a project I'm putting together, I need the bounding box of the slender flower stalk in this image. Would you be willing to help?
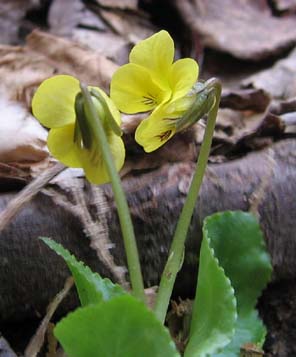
[154,78,222,323]
[80,83,146,303]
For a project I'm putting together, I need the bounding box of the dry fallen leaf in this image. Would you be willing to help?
[0,45,54,106]
[0,163,30,187]
[273,0,296,13]
[93,0,138,10]
[99,8,155,44]
[243,47,296,99]
[206,107,285,156]
[0,96,48,164]
[48,0,85,37]
[240,342,264,356]
[176,0,296,60]
[0,0,39,44]
[73,29,130,64]
[270,97,296,115]
[26,30,118,91]
[47,0,155,64]
[221,88,271,112]
[0,30,118,109]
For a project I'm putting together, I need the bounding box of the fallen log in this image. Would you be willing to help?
[0,139,295,355]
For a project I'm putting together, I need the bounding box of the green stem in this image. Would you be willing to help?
[80,83,145,303]
[154,79,222,323]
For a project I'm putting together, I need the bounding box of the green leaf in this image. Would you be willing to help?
[208,212,272,356]
[185,211,272,357]
[40,237,126,306]
[215,311,266,357]
[184,216,237,357]
[55,294,181,357]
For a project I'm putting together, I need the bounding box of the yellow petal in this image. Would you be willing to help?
[129,30,174,90]
[135,109,176,153]
[80,134,125,184]
[110,64,169,114]
[32,75,80,128]
[47,124,81,167]
[169,58,199,101]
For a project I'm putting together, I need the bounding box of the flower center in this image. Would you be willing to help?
[142,93,157,106]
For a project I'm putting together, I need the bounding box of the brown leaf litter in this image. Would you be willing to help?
[175,0,296,60]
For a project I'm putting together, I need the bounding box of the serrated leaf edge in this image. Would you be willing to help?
[40,237,125,302]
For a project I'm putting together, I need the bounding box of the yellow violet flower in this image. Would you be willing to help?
[135,94,196,153]
[32,75,125,184]
[110,30,199,152]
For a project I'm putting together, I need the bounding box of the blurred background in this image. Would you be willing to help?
[1,1,296,356]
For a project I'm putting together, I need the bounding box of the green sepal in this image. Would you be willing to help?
[91,88,122,136]
[74,92,93,149]
[176,79,216,132]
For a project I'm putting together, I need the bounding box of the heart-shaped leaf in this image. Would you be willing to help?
[55,294,180,357]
